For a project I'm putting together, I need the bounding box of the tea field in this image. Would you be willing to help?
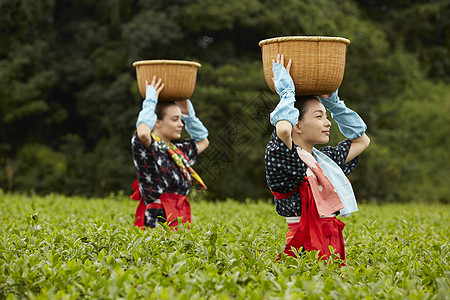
[0,191,449,299]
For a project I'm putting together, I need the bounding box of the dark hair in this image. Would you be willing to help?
[155,101,177,120]
[294,95,319,121]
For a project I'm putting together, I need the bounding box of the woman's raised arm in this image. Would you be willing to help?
[178,99,210,154]
[136,76,164,147]
[270,54,298,150]
[318,90,370,162]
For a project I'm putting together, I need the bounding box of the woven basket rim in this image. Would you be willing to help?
[133,59,201,68]
[259,36,350,47]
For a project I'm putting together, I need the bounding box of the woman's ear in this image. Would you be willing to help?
[293,122,302,134]
[154,119,162,129]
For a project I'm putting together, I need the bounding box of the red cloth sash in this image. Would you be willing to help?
[159,193,191,228]
[272,186,299,200]
[130,179,191,229]
[130,179,146,228]
[274,177,346,261]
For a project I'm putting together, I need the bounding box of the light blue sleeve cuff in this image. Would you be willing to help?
[182,100,209,141]
[269,101,299,128]
[136,85,158,129]
[272,62,295,98]
[319,90,340,110]
[329,108,367,139]
[270,62,298,127]
[319,90,367,139]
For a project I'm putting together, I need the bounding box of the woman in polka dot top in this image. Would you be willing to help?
[265,54,370,261]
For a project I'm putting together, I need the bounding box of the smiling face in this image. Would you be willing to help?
[154,104,183,141]
[294,99,331,151]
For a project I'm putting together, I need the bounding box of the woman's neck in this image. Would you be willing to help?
[153,129,171,146]
[292,135,313,153]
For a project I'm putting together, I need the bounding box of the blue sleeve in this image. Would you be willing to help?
[319,90,367,139]
[269,63,299,127]
[136,85,158,129]
[181,100,209,141]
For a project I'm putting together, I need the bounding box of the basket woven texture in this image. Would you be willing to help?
[133,60,201,101]
[259,36,350,96]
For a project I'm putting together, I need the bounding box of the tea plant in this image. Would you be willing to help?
[0,191,449,299]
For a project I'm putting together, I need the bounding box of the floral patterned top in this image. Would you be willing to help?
[265,130,359,217]
[131,131,199,203]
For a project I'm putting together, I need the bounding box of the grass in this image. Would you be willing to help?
[0,191,449,299]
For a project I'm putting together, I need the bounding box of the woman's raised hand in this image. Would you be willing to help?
[318,89,338,100]
[145,75,165,98]
[272,53,295,91]
[273,54,292,74]
[176,100,190,115]
[271,53,295,96]
[318,93,333,99]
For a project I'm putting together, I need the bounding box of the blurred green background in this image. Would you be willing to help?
[1,0,449,203]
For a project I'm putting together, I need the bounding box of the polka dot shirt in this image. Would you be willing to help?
[265,130,358,217]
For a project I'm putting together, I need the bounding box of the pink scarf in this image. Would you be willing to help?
[297,148,344,217]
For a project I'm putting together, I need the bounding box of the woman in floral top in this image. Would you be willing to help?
[131,76,209,228]
[265,54,370,261]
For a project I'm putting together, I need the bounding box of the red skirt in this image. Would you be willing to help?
[130,179,191,229]
[283,179,346,261]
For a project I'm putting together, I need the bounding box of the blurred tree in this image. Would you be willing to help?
[0,0,59,190]
[363,80,450,203]
[14,144,67,194]
[355,0,450,82]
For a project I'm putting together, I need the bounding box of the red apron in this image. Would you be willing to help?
[275,177,346,261]
[130,179,191,229]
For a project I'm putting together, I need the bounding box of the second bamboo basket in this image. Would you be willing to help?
[259,36,350,95]
[133,60,201,101]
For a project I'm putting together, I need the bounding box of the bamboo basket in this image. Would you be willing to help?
[133,60,201,101]
[259,36,350,95]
